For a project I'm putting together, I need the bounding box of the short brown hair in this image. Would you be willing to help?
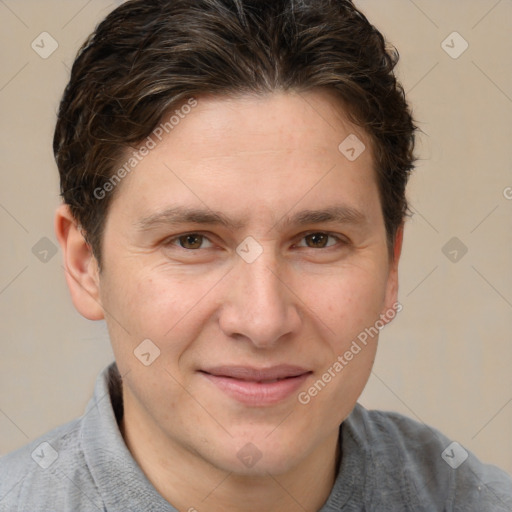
[54,0,416,265]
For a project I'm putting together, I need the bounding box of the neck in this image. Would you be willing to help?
[120,400,340,512]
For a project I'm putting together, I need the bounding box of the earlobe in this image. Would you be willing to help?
[54,204,104,321]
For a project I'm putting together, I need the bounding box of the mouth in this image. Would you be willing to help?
[199,365,312,406]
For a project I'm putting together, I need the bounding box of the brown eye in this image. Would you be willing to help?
[177,234,204,249]
[164,232,215,252]
[300,232,340,249]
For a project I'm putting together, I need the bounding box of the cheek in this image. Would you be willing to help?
[304,260,389,349]
[103,266,187,334]
[295,267,386,425]
[100,264,225,368]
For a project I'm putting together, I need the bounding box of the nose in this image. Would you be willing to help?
[218,247,302,349]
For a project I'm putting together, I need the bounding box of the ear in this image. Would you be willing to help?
[381,223,404,321]
[54,204,104,320]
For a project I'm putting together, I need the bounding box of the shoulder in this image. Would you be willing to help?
[0,417,102,511]
[348,404,512,511]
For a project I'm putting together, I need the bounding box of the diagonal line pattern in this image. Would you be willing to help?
[472,396,512,440]
[0,203,29,233]
[265,472,308,511]
[265,409,296,439]
[201,471,232,502]
[61,0,94,29]
[163,163,213,212]
[472,0,503,29]
[472,61,512,104]
[410,205,439,234]
[79,367,132,426]
[0,62,29,93]
[0,0,29,28]
[463,465,512,509]
[371,370,425,424]
[471,265,512,309]
[407,0,439,28]
[470,205,499,233]
[0,266,28,296]
[369,371,465,462]
[54,468,103,511]
[0,475,26,505]
[406,265,438,297]
[0,407,29,439]
[406,62,439,95]
[297,92,337,132]
[265,164,337,235]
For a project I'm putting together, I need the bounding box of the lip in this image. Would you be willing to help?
[200,365,312,406]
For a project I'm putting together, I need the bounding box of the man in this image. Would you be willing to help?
[1,0,511,510]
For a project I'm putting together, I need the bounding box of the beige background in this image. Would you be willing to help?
[1,0,511,477]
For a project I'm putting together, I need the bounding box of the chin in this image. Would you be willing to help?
[206,432,304,477]
[215,449,301,477]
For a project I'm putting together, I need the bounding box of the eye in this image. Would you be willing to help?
[164,231,346,252]
[167,233,214,250]
[295,232,344,249]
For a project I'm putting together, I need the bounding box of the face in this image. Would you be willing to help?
[95,90,400,476]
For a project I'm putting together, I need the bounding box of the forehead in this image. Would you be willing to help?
[154,89,372,162]
[110,89,379,228]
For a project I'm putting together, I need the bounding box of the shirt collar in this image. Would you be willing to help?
[80,362,177,511]
[81,362,372,511]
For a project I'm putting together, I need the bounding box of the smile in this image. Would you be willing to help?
[199,365,312,406]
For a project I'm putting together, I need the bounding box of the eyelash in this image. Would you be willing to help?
[164,232,348,251]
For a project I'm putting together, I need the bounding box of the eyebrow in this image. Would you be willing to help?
[135,205,367,232]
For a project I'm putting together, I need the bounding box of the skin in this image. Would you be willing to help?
[55,89,403,512]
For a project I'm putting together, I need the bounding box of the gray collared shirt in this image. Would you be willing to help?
[1,362,511,511]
